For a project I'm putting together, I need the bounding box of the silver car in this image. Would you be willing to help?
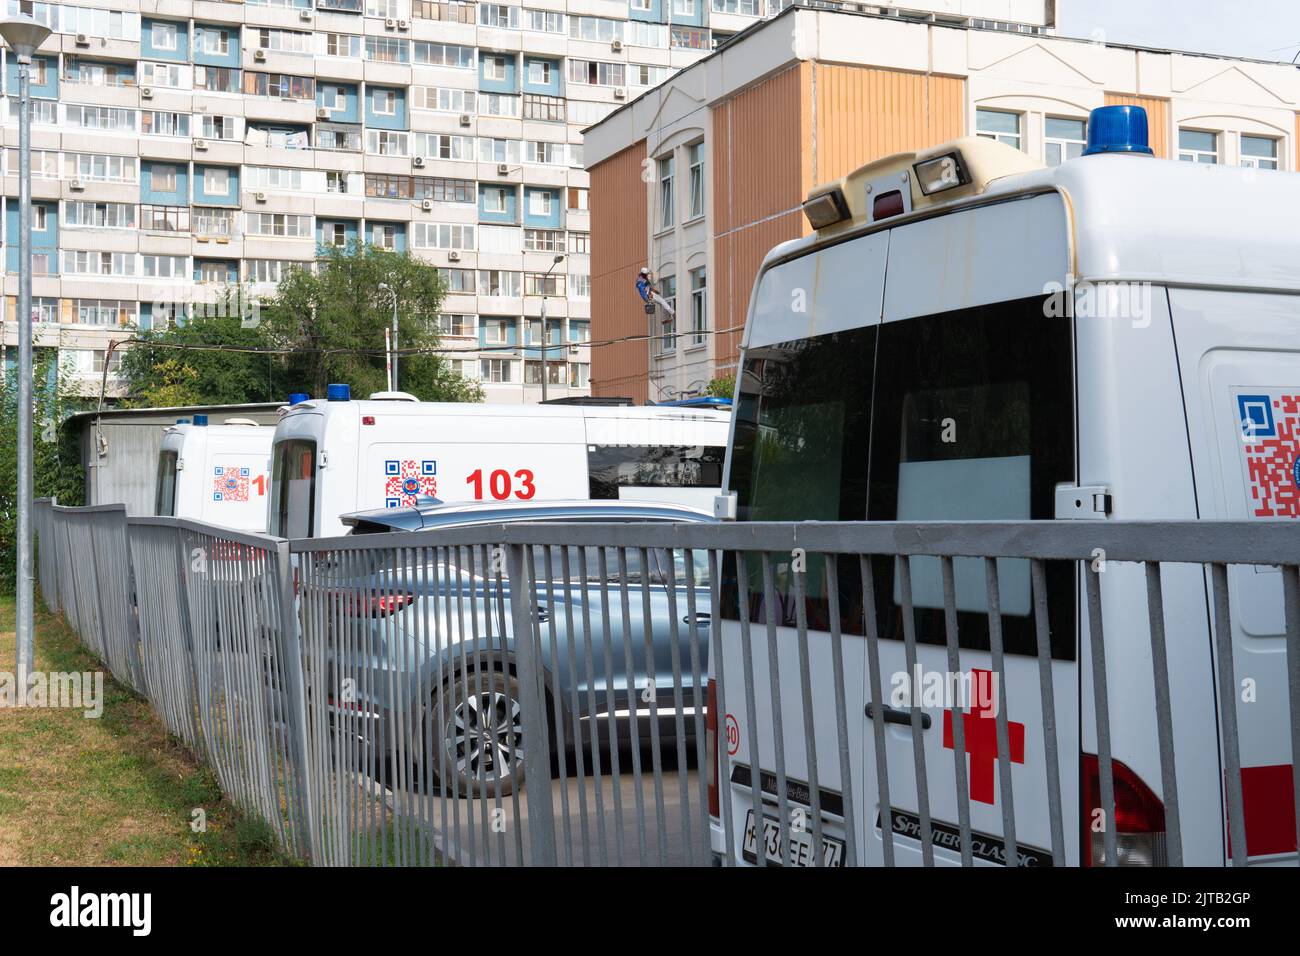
[316,500,716,797]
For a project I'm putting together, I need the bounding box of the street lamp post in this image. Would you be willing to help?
[1,16,53,706]
[538,254,564,403]
[377,282,398,391]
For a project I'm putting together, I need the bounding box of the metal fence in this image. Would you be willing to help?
[32,499,1300,867]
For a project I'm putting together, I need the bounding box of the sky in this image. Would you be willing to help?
[1056,0,1300,63]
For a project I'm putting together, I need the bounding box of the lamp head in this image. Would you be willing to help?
[0,17,52,62]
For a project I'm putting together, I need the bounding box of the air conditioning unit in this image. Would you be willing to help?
[75,33,90,47]
[299,9,312,20]
[254,49,267,61]
[611,39,624,52]
[255,191,268,203]
[398,19,410,30]
[613,87,627,100]
[420,199,433,211]
[70,180,86,191]
[316,107,330,119]
[458,113,471,127]
[448,250,461,261]
[385,17,396,28]
[140,86,153,99]
[569,345,580,356]
[412,155,426,168]
[194,138,208,150]
[496,162,510,176]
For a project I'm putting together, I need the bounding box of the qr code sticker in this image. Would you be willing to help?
[1241,393,1300,518]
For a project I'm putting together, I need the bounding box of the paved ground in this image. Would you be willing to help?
[356,762,714,867]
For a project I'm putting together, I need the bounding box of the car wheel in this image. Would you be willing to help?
[431,671,526,797]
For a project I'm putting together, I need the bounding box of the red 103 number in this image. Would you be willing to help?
[466,468,536,501]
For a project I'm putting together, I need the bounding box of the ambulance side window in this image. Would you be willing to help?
[270,440,316,539]
[155,451,178,517]
[587,445,726,499]
[867,295,1076,660]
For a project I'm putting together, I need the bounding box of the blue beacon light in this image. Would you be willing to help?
[288,392,310,406]
[1083,105,1154,157]
[326,383,351,402]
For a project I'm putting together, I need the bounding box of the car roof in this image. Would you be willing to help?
[341,498,717,533]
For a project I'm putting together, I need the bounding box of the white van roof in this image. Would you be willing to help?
[278,400,728,422]
[776,147,1300,294]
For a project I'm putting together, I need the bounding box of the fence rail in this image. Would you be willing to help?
[31,498,1300,867]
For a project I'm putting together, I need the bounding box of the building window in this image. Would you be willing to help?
[528,190,554,217]
[152,164,178,192]
[659,274,677,351]
[658,156,674,230]
[373,89,397,115]
[481,358,513,382]
[1240,134,1278,170]
[1178,129,1218,164]
[568,232,590,254]
[483,55,508,81]
[1044,117,1086,166]
[484,318,511,343]
[672,0,695,15]
[151,21,178,50]
[528,60,553,85]
[976,109,1022,150]
[523,93,564,122]
[482,186,509,213]
[689,267,707,346]
[687,142,705,219]
[631,0,651,9]
[203,168,230,194]
[567,187,588,211]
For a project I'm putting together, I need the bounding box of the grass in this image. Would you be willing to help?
[0,592,296,866]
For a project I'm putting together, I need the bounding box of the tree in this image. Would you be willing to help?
[260,242,482,403]
[706,374,736,400]
[120,289,283,407]
[0,353,86,593]
[120,245,481,407]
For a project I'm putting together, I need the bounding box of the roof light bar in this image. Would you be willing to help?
[913,151,971,195]
[802,188,851,230]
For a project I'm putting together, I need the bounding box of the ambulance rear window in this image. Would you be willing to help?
[722,294,1076,661]
[270,439,316,539]
[155,451,178,517]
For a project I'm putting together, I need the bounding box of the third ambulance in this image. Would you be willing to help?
[710,106,1299,867]
[268,388,730,538]
[155,416,274,532]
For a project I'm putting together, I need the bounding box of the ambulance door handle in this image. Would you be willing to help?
[865,702,932,730]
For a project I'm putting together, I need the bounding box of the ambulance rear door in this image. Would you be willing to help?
[199,433,272,531]
[1170,286,1300,864]
[864,191,1079,867]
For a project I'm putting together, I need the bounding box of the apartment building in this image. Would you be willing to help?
[584,3,1300,403]
[0,0,742,402]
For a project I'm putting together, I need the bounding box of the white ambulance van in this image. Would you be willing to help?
[267,387,730,538]
[154,416,275,532]
[710,106,1300,867]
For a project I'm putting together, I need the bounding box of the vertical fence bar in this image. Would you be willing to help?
[861,555,894,866]
[1085,565,1118,867]
[1143,561,1182,867]
[896,556,933,866]
[1210,563,1248,867]
[984,557,1018,867]
[1030,559,1066,867]
[1281,563,1300,869]
[790,559,824,866]
[823,554,857,866]
[940,556,973,867]
[507,542,556,866]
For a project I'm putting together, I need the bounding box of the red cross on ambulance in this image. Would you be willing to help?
[942,669,1026,805]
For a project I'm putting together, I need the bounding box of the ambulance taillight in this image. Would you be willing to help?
[705,678,720,818]
[1082,754,1167,866]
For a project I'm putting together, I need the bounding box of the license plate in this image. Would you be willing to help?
[741,809,845,867]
